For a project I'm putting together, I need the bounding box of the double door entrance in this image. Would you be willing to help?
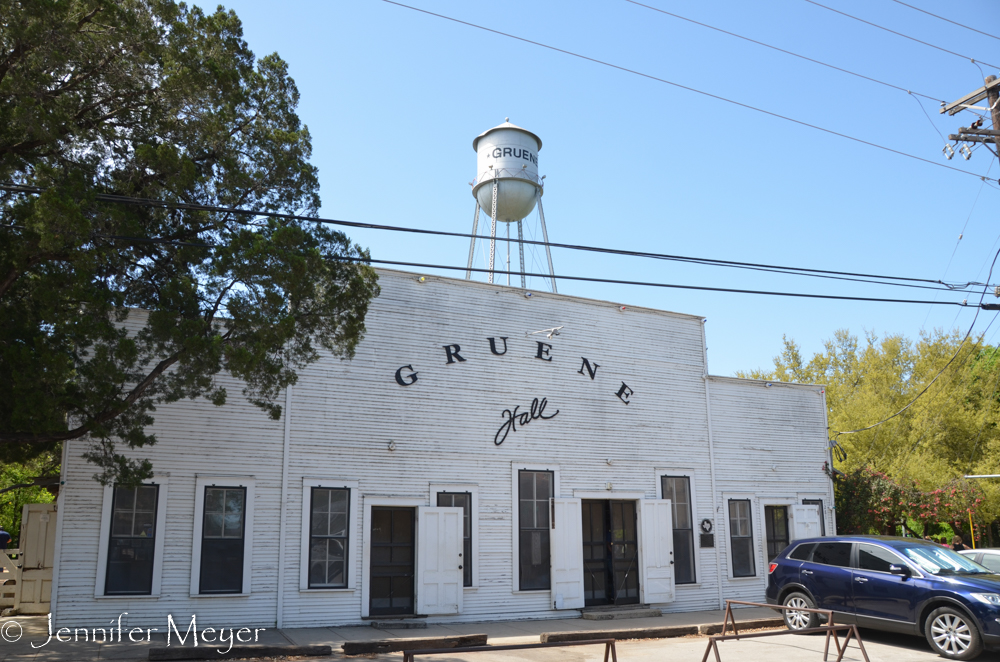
[581,500,640,606]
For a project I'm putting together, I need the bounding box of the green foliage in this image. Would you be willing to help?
[833,466,984,542]
[742,329,1000,532]
[0,0,379,485]
[0,459,56,548]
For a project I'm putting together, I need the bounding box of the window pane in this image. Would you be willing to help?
[858,544,903,572]
[982,555,1000,572]
[200,486,246,594]
[812,542,852,567]
[662,476,695,584]
[204,488,224,513]
[673,529,695,584]
[105,485,158,595]
[308,488,350,589]
[518,471,552,591]
[789,543,815,561]
[728,499,755,577]
[203,513,224,538]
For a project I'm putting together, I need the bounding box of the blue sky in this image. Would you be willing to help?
[196,0,1000,376]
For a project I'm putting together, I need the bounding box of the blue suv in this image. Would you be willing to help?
[766,536,1000,660]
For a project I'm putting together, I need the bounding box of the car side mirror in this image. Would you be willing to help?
[889,564,911,577]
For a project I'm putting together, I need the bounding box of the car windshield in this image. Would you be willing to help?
[898,544,990,575]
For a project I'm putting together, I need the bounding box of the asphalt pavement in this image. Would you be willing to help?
[2,610,997,662]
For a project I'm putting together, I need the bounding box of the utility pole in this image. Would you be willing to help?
[943,76,1000,163]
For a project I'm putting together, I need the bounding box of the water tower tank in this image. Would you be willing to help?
[472,119,542,222]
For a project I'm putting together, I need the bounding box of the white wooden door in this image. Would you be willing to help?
[18,503,57,614]
[792,504,822,540]
[416,506,463,615]
[640,499,675,604]
[550,498,585,610]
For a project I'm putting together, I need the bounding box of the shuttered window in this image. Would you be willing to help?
[728,499,755,577]
[662,476,696,584]
[309,488,349,588]
[105,485,158,595]
[437,492,472,587]
[518,470,552,590]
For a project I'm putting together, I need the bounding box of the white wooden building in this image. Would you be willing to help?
[50,269,834,628]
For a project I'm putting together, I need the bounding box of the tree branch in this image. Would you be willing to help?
[0,349,184,445]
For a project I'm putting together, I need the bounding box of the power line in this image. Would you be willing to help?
[379,0,987,181]
[13,223,974,305]
[623,0,944,102]
[803,0,1000,69]
[333,256,972,305]
[889,0,1000,42]
[3,184,993,293]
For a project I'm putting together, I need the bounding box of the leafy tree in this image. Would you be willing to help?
[741,328,1000,530]
[0,0,379,485]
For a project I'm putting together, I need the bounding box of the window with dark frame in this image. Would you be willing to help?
[309,487,349,589]
[105,485,158,595]
[199,486,246,594]
[728,499,755,577]
[437,492,472,587]
[518,470,552,591]
[661,476,696,584]
[764,505,790,562]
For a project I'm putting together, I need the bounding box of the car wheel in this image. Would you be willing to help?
[782,591,819,631]
[925,606,983,660]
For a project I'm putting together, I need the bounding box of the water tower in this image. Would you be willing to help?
[465,119,557,292]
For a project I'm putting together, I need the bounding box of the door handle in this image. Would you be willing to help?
[855,577,868,583]
[802,570,813,575]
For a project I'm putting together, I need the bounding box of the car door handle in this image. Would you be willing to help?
[802,570,813,575]
[855,577,868,583]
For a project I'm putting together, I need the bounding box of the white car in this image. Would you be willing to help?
[959,549,1000,573]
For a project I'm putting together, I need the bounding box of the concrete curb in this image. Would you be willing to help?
[147,644,332,660]
[540,618,786,643]
[342,633,488,655]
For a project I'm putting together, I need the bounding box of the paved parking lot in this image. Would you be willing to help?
[5,613,1000,661]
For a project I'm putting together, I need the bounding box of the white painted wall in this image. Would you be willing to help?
[52,269,832,628]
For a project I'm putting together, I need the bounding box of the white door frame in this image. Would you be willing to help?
[360,496,425,619]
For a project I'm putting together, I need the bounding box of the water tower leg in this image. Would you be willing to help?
[517,220,526,289]
[537,197,557,294]
[465,202,480,280]
[488,179,498,284]
[506,223,511,286]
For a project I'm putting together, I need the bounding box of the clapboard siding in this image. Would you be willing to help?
[708,376,835,603]
[52,269,830,628]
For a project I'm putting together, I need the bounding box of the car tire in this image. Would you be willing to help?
[782,591,819,631]
[925,606,983,660]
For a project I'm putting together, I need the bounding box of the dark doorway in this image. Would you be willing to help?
[370,507,415,616]
[765,505,790,562]
[581,500,640,606]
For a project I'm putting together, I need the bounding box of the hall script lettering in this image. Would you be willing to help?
[494,397,559,446]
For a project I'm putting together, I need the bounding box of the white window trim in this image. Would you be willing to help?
[429,483,480,589]
[360,496,426,619]
[722,493,762,581]
[510,462,561,595]
[655,469,701,587]
[94,476,169,598]
[190,475,255,597]
[300,478,359,592]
